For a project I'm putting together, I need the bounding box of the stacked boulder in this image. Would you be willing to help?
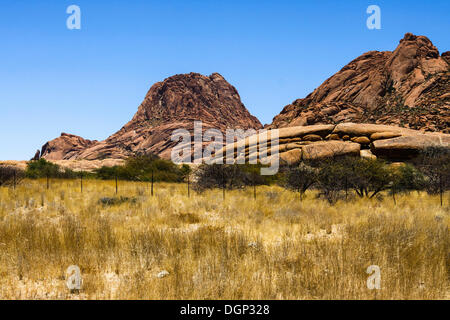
[213,123,450,165]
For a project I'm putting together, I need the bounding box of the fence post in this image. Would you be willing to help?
[13,170,16,190]
[345,177,348,200]
[115,175,118,195]
[222,171,226,200]
[253,183,256,200]
[439,173,443,207]
[151,170,154,197]
[187,174,190,198]
[47,174,49,190]
[80,174,83,193]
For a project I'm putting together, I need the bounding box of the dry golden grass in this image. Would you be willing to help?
[0,179,448,300]
[0,159,125,172]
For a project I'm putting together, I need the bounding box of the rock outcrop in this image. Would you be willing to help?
[40,73,262,160]
[31,150,40,161]
[213,123,450,165]
[40,133,98,160]
[270,33,450,133]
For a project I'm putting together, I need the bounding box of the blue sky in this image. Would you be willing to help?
[1,0,449,160]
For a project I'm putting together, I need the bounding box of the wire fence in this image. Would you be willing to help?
[2,176,449,207]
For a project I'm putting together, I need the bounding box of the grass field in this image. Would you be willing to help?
[0,179,448,299]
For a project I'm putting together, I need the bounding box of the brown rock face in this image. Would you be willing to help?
[40,73,262,160]
[40,133,98,160]
[302,141,361,160]
[371,134,450,160]
[31,150,40,161]
[441,51,450,64]
[279,149,302,165]
[270,33,450,133]
[213,123,450,163]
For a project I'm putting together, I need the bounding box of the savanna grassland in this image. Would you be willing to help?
[0,179,448,300]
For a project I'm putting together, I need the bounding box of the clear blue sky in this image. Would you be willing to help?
[1,0,449,160]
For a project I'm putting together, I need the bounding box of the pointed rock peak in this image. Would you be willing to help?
[61,132,77,138]
[209,72,226,81]
[442,51,450,64]
[133,72,260,129]
[400,32,419,42]
[399,32,433,46]
[395,33,439,58]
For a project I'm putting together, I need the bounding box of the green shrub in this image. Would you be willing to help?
[316,158,350,203]
[94,154,190,182]
[283,163,318,201]
[343,157,392,198]
[283,157,401,203]
[98,196,137,206]
[192,163,280,194]
[193,164,246,193]
[25,159,78,179]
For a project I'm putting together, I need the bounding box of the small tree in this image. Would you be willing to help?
[316,158,349,204]
[284,163,318,201]
[25,159,77,179]
[193,164,246,198]
[346,158,392,199]
[389,164,425,204]
[25,159,60,178]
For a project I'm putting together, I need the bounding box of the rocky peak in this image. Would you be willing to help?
[270,33,449,133]
[40,73,262,160]
[126,72,260,130]
[442,51,450,64]
[387,33,444,86]
[40,133,97,160]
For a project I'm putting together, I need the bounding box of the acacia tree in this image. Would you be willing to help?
[315,158,350,204]
[193,164,246,199]
[284,163,318,201]
[345,158,392,199]
[315,157,391,200]
[389,164,425,205]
